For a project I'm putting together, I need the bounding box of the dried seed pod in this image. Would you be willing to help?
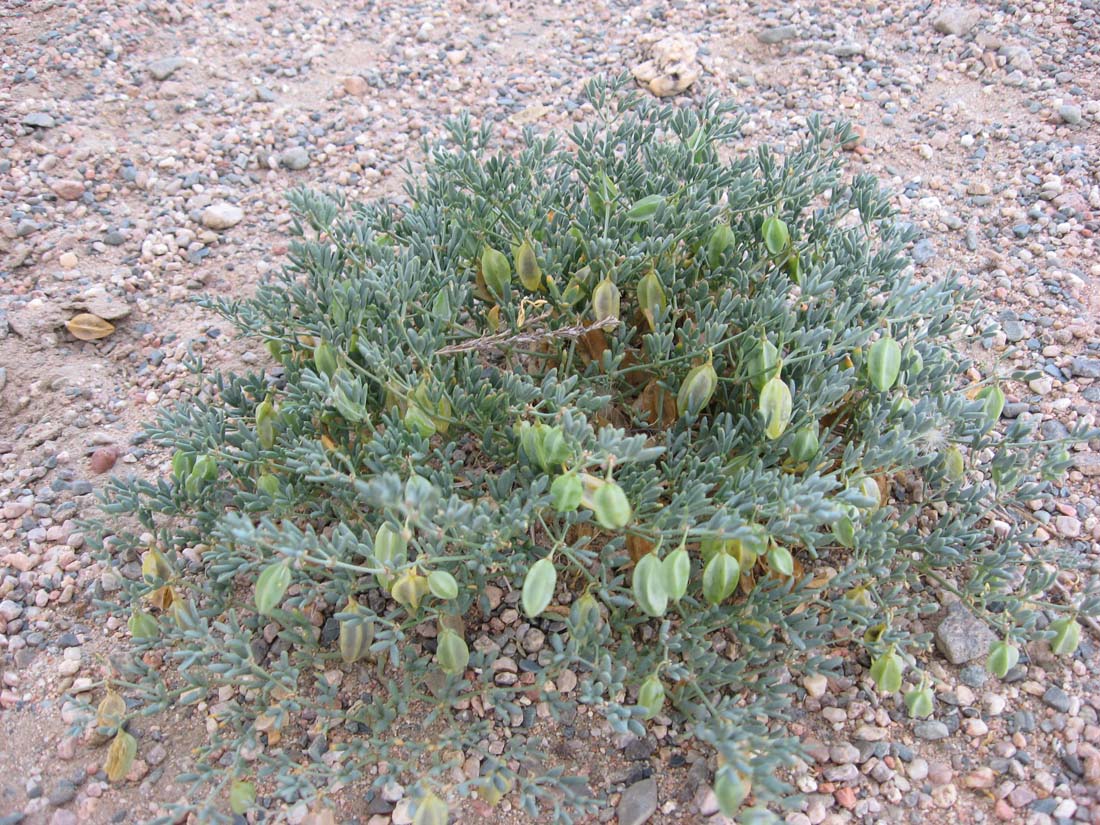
[677,360,718,418]
[592,277,620,321]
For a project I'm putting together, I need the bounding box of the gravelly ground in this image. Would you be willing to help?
[2,0,1100,823]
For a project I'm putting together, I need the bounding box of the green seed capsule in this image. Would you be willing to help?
[943,446,965,482]
[637,674,665,720]
[570,591,603,638]
[706,224,735,268]
[761,216,790,257]
[702,552,740,605]
[128,610,159,640]
[677,361,718,418]
[313,341,338,379]
[255,399,276,449]
[592,277,620,321]
[522,557,557,618]
[986,641,1019,678]
[625,194,664,222]
[636,270,666,331]
[767,544,794,577]
[870,648,904,693]
[436,627,469,676]
[1049,617,1081,656]
[255,560,291,616]
[427,570,459,601]
[374,523,408,591]
[338,598,375,664]
[976,384,1005,432]
[905,684,934,719]
[714,766,749,816]
[867,336,902,392]
[481,245,511,301]
[632,553,668,618]
[592,481,632,529]
[788,425,819,463]
[550,472,583,512]
[759,376,793,440]
[404,404,437,437]
[172,450,193,481]
[748,338,780,391]
[661,547,690,602]
[515,238,542,292]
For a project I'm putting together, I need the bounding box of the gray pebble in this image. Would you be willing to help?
[617,778,658,825]
[914,720,950,740]
[1058,104,1083,125]
[934,602,996,665]
[1042,686,1071,713]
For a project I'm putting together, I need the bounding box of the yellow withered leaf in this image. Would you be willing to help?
[96,690,126,730]
[104,729,137,782]
[66,313,115,341]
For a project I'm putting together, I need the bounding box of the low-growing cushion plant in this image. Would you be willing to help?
[89,75,1097,824]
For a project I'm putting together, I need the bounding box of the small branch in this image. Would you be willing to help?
[436,315,619,356]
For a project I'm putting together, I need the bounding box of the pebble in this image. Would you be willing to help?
[934,603,997,665]
[617,778,658,825]
[914,721,950,741]
[201,204,244,230]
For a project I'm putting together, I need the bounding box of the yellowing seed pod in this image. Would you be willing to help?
[391,569,429,612]
[677,361,718,418]
[338,597,375,664]
[515,238,542,292]
[592,277,620,321]
[481,245,511,300]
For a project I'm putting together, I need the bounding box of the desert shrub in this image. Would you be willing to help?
[90,76,1096,824]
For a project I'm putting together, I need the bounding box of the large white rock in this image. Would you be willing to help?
[201,203,244,230]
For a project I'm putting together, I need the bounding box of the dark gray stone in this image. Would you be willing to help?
[1042,686,1071,713]
[914,720,950,741]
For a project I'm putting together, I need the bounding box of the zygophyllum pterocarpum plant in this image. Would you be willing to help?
[87,75,1098,824]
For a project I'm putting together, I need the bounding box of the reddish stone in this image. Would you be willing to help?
[51,179,85,200]
[89,445,119,474]
[835,787,857,809]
